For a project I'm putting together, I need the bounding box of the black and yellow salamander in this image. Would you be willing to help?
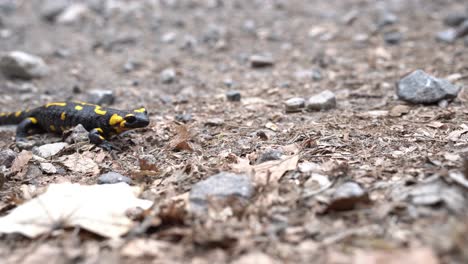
[0,101,149,150]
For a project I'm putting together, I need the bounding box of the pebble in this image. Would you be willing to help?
[160,68,176,84]
[455,20,468,38]
[396,69,460,104]
[306,90,336,111]
[443,12,468,27]
[56,3,88,24]
[294,69,322,81]
[205,118,224,126]
[40,0,69,21]
[249,54,274,68]
[285,97,306,113]
[175,113,192,123]
[161,32,177,43]
[32,142,68,159]
[87,89,114,105]
[327,181,370,211]
[64,124,89,144]
[0,51,49,80]
[226,90,241,102]
[189,172,254,213]
[39,162,57,174]
[383,31,402,45]
[0,149,17,168]
[377,11,398,29]
[257,149,283,164]
[436,29,457,43]
[97,172,132,185]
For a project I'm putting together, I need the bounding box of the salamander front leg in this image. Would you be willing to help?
[15,117,40,149]
[88,128,116,151]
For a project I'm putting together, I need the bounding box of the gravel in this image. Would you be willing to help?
[285,97,306,112]
[33,143,69,159]
[249,54,274,68]
[0,149,17,168]
[226,90,241,102]
[97,172,132,185]
[306,90,337,111]
[87,89,115,105]
[160,68,176,84]
[0,51,49,79]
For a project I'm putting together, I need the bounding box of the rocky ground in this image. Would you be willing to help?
[0,0,467,263]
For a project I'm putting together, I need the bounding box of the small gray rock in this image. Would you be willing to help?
[377,11,398,29]
[455,20,468,38]
[383,31,402,45]
[294,69,322,81]
[436,29,457,44]
[250,54,274,68]
[64,124,89,144]
[87,89,114,105]
[56,3,88,24]
[0,51,49,79]
[0,149,17,168]
[161,32,177,43]
[257,149,283,164]
[33,142,68,158]
[205,118,224,126]
[40,0,69,21]
[40,162,57,174]
[189,172,254,212]
[327,181,370,211]
[397,70,460,104]
[285,97,305,113]
[160,68,176,84]
[175,113,192,123]
[97,172,132,185]
[226,90,241,102]
[306,90,336,111]
[443,12,468,27]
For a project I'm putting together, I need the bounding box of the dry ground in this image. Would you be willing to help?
[0,0,467,263]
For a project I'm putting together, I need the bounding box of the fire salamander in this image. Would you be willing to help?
[0,101,149,150]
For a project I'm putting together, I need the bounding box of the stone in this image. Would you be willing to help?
[443,12,468,27]
[306,90,336,111]
[97,172,132,185]
[226,90,241,102]
[383,31,402,45]
[160,68,176,84]
[249,54,274,68]
[0,149,17,168]
[327,181,370,211]
[205,118,224,126]
[40,0,69,21]
[455,20,468,38]
[189,172,254,212]
[175,113,192,123]
[87,89,114,105]
[436,29,457,44]
[161,32,177,43]
[396,70,460,104]
[257,149,283,164]
[285,97,306,113]
[40,163,57,174]
[33,143,68,159]
[56,3,89,24]
[0,51,49,80]
[294,69,322,81]
[377,11,398,29]
[64,124,89,144]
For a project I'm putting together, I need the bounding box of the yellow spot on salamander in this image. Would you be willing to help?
[99,136,105,140]
[61,112,66,121]
[29,117,38,124]
[120,120,127,128]
[109,114,123,126]
[0,113,5,117]
[46,102,67,108]
[96,128,103,133]
[75,105,83,111]
[50,125,56,131]
[94,106,107,115]
[60,126,66,131]
[134,107,146,113]
[15,111,22,117]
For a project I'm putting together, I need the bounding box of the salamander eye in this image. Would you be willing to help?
[125,115,137,123]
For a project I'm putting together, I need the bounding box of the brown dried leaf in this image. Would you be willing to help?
[168,124,193,151]
[10,150,32,173]
[61,153,99,175]
[253,155,299,185]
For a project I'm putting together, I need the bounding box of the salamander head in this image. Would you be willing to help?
[109,107,149,133]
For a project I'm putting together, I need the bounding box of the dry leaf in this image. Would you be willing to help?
[0,183,152,239]
[168,124,193,151]
[253,155,299,185]
[61,153,99,175]
[10,150,32,173]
